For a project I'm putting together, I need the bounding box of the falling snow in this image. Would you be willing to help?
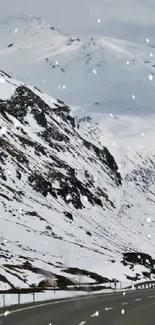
[149,74,153,81]
[0,77,5,83]
[0,126,7,135]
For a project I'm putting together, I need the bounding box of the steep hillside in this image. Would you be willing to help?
[1,71,155,289]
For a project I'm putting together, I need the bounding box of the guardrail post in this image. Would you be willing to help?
[18,290,20,304]
[33,291,35,302]
[3,294,5,307]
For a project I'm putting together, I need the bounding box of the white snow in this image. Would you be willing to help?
[0,11,155,293]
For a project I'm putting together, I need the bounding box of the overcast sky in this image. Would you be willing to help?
[1,0,155,43]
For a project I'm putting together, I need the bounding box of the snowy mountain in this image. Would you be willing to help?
[0,17,155,116]
[0,70,155,290]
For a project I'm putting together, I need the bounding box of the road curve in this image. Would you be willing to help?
[1,289,155,325]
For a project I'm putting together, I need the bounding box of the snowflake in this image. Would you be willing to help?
[15,28,18,33]
[62,85,66,89]
[123,292,126,296]
[92,69,97,74]
[141,133,144,136]
[55,60,59,65]
[126,60,130,65]
[149,74,153,81]
[139,144,143,149]
[150,52,153,57]
[132,94,135,99]
[0,126,7,135]
[128,146,131,150]
[83,196,88,201]
[148,234,151,239]
[97,19,101,23]
[146,38,149,43]
[7,170,11,176]
[0,77,5,83]
[121,309,125,315]
[110,113,113,118]
[118,163,121,168]
[66,194,71,201]
[146,217,151,223]
[138,254,141,259]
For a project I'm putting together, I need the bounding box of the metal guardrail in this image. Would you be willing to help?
[134,280,155,290]
[0,280,154,307]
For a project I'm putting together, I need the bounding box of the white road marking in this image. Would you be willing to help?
[78,322,86,325]
[91,311,99,317]
[121,302,128,305]
[149,295,155,298]
[105,307,113,311]
[134,298,142,301]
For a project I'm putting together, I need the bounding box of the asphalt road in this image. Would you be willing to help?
[0,289,155,325]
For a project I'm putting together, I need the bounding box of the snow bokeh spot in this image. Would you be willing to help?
[126,60,130,65]
[0,126,7,136]
[97,19,101,23]
[92,69,97,74]
[132,94,135,99]
[146,217,151,223]
[66,194,71,201]
[146,38,150,43]
[0,77,5,83]
[149,74,153,81]
[121,309,125,315]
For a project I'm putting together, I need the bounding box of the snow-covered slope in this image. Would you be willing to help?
[0,17,155,116]
[0,70,155,290]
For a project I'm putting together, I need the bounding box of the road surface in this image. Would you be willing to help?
[0,289,155,324]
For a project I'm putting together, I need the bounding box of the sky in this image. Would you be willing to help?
[1,0,155,44]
